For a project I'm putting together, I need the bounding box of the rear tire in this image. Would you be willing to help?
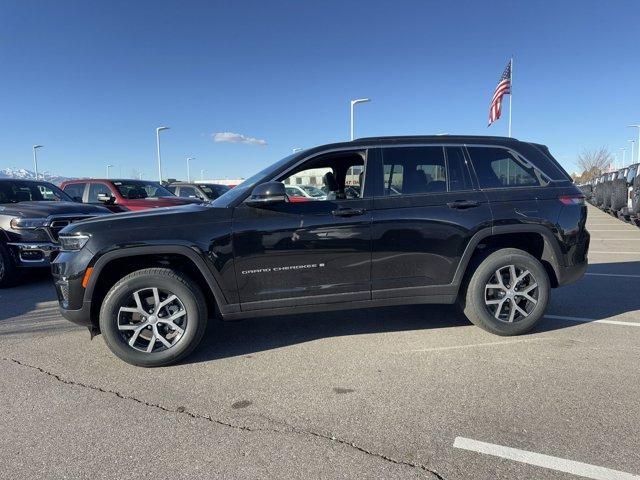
[99,268,208,367]
[463,248,549,336]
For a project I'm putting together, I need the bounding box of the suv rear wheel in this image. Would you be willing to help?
[99,268,208,367]
[462,248,550,335]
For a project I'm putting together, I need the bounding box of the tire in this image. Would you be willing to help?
[611,180,627,212]
[601,183,611,208]
[99,268,208,367]
[0,243,17,288]
[462,248,550,336]
[631,178,640,215]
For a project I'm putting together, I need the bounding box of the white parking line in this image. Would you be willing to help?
[593,238,640,241]
[586,272,640,278]
[398,337,550,354]
[589,251,640,254]
[588,229,638,232]
[453,437,640,480]
[545,314,640,327]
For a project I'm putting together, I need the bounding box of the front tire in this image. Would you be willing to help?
[462,248,549,336]
[0,243,17,288]
[99,268,208,367]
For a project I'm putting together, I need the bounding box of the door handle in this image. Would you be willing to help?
[332,207,365,217]
[447,200,480,209]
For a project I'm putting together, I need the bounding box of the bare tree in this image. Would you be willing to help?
[577,147,612,182]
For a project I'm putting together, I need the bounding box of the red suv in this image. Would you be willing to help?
[60,179,203,212]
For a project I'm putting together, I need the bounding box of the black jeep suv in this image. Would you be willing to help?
[0,179,110,287]
[53,136,589,367]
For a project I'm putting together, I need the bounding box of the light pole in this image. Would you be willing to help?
[628,139,635,168]
[620,147,626,168]
[107,164,114,179]
[156,126,170,183]
[200,169,206,181]
[350,98,371,141]
[32,145,43,180]
[138,172,143,180]
[628,125,640,163]
[187,157,194,182]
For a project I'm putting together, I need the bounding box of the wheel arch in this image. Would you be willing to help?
[86,245,226,329]
[453,225,563,291]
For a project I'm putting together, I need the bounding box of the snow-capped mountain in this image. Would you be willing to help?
[0,168,73,185]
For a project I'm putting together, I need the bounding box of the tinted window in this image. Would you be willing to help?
[88,183,114,202]
[627,165,638,183]
[63,183,86,200]
[167,186,177,194]
[382,147,446,195]
[468,147,540,189]
[199,184,230,199]
[0,181,72,203]
[112,181,173,199]
[445,147,473,191]
[178,186,199,198]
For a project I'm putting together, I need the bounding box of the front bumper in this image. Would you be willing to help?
[58,300,93,328]
[7,242,59,266]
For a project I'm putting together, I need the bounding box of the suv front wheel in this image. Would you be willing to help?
[99,268,208,367]
[462,248,550,336]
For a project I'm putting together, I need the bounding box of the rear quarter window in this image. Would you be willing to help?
[467,146,544,189]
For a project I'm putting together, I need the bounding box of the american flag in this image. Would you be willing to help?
[488,60,512,127]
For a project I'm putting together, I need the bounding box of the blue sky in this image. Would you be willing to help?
[2,0,639,180]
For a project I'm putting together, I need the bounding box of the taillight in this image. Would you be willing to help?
[558,195,585,205]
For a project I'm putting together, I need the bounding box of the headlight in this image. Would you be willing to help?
[59,234,91,251]
[10,217,47,229]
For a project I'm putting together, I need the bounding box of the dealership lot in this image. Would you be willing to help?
[0,205,638,479]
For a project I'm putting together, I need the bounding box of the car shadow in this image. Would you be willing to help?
[2,262,639,355]
[0,271,58,322]
[185,260,640,364]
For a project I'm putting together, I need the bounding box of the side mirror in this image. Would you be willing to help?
[97,193,115,204]
[245,182,288,207]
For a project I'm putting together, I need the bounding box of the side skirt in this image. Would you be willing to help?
[220,293,457,321]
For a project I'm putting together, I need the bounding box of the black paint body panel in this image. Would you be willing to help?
[52,136,589,327]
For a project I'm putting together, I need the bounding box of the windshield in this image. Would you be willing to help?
[211,153,297,207]
[0,180,73,204]
[112,180,174,199]
[299,185,326,198]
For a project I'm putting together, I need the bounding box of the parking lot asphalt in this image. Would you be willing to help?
[1,204,639,480]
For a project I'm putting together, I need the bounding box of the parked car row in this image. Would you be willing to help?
[0,178,231,286]
[580,163,639,224]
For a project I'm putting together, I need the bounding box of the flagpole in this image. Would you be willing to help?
[508,56,513,137]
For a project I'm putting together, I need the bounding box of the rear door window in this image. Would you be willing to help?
[63,183,86,201]
[382,147,447,195]
[467,147,542,189]
[88,183,115,203]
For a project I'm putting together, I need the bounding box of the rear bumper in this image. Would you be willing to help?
[556,258,588,287]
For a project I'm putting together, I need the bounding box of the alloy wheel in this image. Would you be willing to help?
[117,287,187,353]
[484,265,539,323]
